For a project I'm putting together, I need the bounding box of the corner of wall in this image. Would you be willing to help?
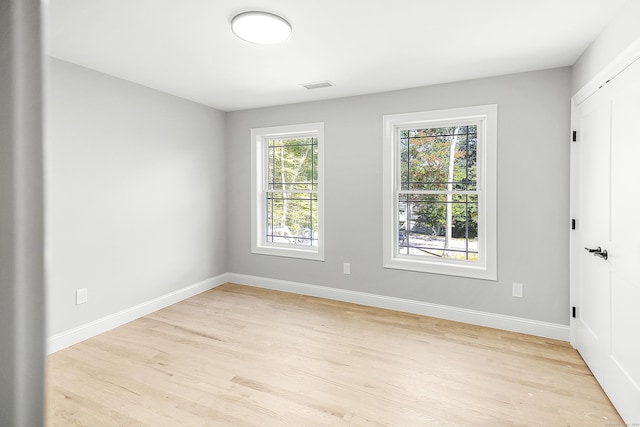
[572,0,640,95]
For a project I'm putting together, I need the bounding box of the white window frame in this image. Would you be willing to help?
[382,105,497,280]
[251,122,325,261]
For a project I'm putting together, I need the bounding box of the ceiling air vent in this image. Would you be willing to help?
[302,80,334,90]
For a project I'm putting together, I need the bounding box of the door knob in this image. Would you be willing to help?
[584,246,608,260]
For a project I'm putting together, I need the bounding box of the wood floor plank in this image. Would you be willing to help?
[47,283,622,426]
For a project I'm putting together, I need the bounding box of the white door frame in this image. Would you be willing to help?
[570,36,640,427]
[570,37,640,348]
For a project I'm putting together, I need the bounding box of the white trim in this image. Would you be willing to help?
[251,122,325,261]
[569,101,579,348]
[47,274,228,354]
[227,273,570,341]
[382,105,498,280]
[570,35,640,348]
[573,36,640,106]
[47,272,569,354]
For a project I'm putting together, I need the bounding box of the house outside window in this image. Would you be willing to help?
[251,122,324,261]
[382,105,497,280]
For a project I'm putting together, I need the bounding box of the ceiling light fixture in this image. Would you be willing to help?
[231,11,292,45]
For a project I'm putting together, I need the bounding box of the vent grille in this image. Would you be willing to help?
[302,80,334,90]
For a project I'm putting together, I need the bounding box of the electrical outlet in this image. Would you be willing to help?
[343,263,351,275]
[512,283,524,298]
[76,288,88,305]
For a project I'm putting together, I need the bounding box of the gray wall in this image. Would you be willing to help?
[0,0,45,425]
[227,67,572,325]
[572,0,640,94]
[46,58,227,336]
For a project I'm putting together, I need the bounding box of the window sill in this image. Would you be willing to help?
[384,257,496,281]
[252,245,325,261]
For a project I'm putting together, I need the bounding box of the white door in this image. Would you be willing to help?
[572,58,640,425]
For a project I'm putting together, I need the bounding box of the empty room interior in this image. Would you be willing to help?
[3,0,640,425]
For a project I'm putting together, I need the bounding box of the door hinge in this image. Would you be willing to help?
[571,219,576,230]
[572,306,577,318]
[572,131,577,142]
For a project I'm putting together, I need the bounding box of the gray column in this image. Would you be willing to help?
[0,0,45,426]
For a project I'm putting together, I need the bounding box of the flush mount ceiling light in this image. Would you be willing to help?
[231,11,292,45]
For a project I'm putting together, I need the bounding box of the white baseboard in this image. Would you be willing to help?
[47,274,228,354]
[226,273,570,341]
[48,272,570,354]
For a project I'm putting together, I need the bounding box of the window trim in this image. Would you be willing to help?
[382,105,497,280]
[251,122,325,261]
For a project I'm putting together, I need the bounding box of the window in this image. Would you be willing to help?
[382,105,497,280]
[251,123,324,260]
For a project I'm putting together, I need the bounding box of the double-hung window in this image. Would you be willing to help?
[251,123,324,260]
[383,105,497,279]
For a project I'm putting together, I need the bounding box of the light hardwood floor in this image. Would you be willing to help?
[47,283,622,426]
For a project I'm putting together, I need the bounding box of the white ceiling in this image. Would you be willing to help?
[48,0,626,112]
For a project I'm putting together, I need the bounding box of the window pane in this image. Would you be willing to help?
[266,192,318,246]
[268,137,318,191]
[400,126,477,191]
[398,193,478,261]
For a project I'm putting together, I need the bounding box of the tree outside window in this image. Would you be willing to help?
[383,105,497,280]
[251,123,324,261]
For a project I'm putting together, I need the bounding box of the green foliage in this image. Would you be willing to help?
[266,137,318,244]
[400,126,478,239]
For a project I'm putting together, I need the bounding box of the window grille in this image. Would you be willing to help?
[251,122,324,261]
[382,105,497,280]
[397,125,479,261]
[265,137,318,247]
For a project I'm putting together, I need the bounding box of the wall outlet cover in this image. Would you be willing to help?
[76,288,88,305]
[512,283,524,298]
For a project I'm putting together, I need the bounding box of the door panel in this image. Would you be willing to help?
[611,276,640,386]
[607,59,640,422]
[574,86,612,387]
[578,98,611,245]
[573,57,640,425]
